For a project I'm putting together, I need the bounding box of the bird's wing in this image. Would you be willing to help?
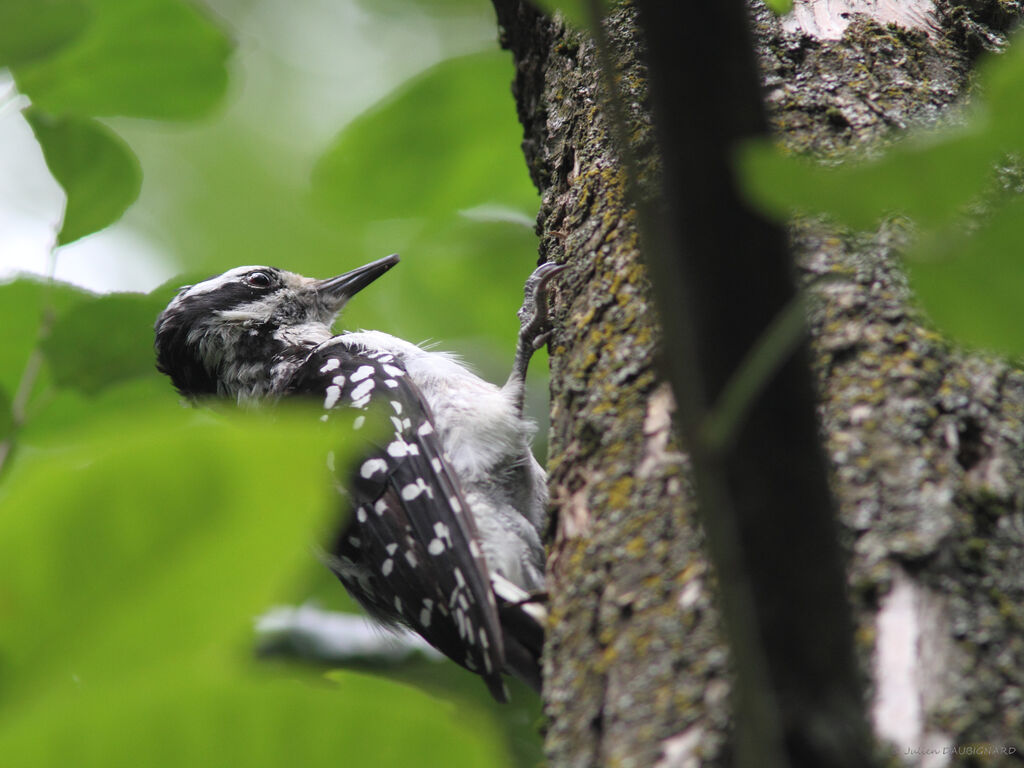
[286,340,508,700]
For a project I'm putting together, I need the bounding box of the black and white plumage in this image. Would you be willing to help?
[154,255,560,700]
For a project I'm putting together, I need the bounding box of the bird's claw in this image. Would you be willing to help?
[518,262,567,349]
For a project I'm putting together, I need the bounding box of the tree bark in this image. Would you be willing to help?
[494,1,1024,767]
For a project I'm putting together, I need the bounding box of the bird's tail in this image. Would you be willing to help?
[491,573,546,694]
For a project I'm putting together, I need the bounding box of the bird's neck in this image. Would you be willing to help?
[207,322,333,401]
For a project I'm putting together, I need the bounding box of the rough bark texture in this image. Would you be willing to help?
[494,1,1024,767]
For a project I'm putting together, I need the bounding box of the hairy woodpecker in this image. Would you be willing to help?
[154,255,562,700]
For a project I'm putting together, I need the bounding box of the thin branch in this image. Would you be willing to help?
[700,295,807,453]
[0,244,60,477]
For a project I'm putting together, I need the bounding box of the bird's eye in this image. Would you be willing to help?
[245,271,272,288]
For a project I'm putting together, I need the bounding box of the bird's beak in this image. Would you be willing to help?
[315,254,400,311]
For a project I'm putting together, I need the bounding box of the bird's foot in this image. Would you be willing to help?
[517,262,567,352]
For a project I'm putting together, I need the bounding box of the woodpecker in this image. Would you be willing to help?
[154,255,562,700]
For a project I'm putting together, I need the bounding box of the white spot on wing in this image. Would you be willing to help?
[350,365,374,382]
[360,458,388,478]
[382,364,404,377]
[428,538,444,555]
[387,440,412,457]
[381,558,394,576]
[319,358,340,373]
[323,385,341,409]
[401,479,432,500]
[353,415,366,430]
[351,379,375,401]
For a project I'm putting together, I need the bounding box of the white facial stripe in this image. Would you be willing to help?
[216,293,281,323]
[186,266,267,296]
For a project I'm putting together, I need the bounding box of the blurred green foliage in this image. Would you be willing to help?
[11,0,231,119]
[0,0,91,68]
[0,0,542,764]
[0,408,511,767]
[763,0,793,15]
[313,50,537,227]
[26,111,142,245]
[739,29,1024,357]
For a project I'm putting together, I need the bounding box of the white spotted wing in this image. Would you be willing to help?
[286,340,508,699]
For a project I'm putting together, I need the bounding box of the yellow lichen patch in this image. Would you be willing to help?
[855,622,877,651]
[626,536,646,557]
[608,476,634,508]
[598,643,619,671]
[575,306,595,330]
[678,561,703,583]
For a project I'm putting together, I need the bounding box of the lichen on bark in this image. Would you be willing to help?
[495,3,725,766]
[494,0,1024,766]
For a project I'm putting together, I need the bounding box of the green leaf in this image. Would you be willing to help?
[17,378,182,450]
[0,669,512,768]
[25,111,142,245]
[763,0,793,14]
[12,0,231,120]
[907,195,1024,356]
[980,27,1024,148]
[738,131,999,231]
[40,291,167,394]
[343,216,541,351]
[0,409,339,695]
[0,0,90,68]
[0,279,92,397]
[312,50,539,227]
[0,407,513,767]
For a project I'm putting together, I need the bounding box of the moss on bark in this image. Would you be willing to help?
[494,0,1024,765]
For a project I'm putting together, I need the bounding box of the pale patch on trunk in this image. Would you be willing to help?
[780,0,940,40]
[872,569,954,766]
[637,382,681,478]
[654,725,705,768]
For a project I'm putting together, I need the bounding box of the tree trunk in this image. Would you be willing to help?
[493,1,1024,766]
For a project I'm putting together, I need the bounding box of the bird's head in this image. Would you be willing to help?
[155,254,399,399]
